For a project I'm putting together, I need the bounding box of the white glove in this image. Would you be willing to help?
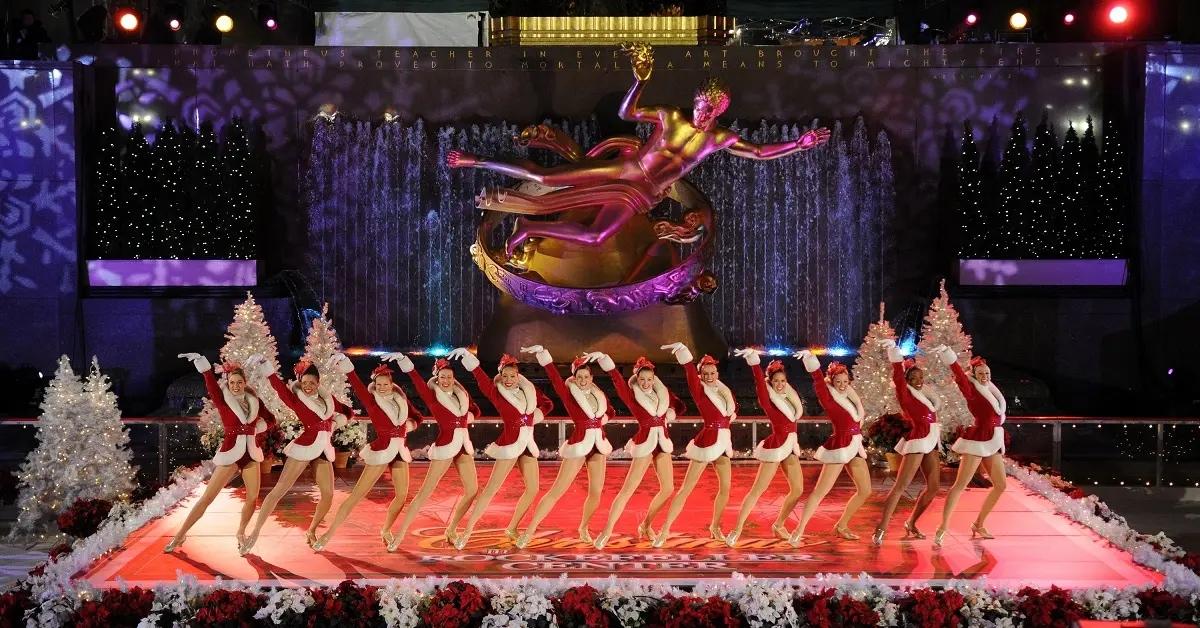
[448,347,480,371]
[938,346,959,366]
[585,351,615,372]
[177,352,212,373]
[331,353,355,374]
[381,352,415,373]
[879,339,897,350]
[243,354,267,377]
[793,350,820,373]
[733,347,762,366]
[886,345,903,364]
[521,345,553,366]
[660,342,692,365]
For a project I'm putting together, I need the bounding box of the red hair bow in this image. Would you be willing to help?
[698,354,719,368]
[371,363,392,379]
[902,358,918,372]
[221,361,242,374]
[292,357,313,379]
[433,358,451,374]
[498,353,519,371]
[969,356,988,368]
[633,356,655,374]
[571,355,590,373]
[766,359,786,377]
[826,361,848,378]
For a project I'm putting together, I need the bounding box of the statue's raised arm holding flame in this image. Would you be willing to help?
[449,43,831,262]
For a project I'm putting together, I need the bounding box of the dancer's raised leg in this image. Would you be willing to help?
[578,453,607,543]
[773,456,805,534]
[314,463,387,549]
[164,463,239,552]
[654,460,707,547]
[728,461,780,545]
[788,462,844,545]
[457,457,518,546]
[517,457,586,547]
[936,453,983,546]
[389,458,454,549]
[307,458,335,545]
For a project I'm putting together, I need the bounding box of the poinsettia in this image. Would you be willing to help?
[1015,585,1083,627]
[0,587,34,628]
[657,594,743,628]
[56,498,114,538]
[192,589,267,627]
[71,587,156,628]
[420,580,487,628]
[865,413,909,451]
[897,587,964,627]
[1135,589,1192,621]
[554,584,616,627]
[792,589,880,628]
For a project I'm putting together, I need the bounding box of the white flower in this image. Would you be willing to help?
[483,585,557,627]
[254,588,315,624]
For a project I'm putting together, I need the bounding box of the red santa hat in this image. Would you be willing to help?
[293,357,315,379]
[497,353,519,372]
[633,356,655,376]
[371,363,392,380]
[765,359,786,377]
[969,356,988,369]
[571,355,590,373]
[698,354,719,368]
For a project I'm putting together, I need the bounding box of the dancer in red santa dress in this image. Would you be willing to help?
[240,353,353,555]
[871,339,944,545]
[584,352,687,550]
[381,351,482,550]
[445,349,554,549]
[165,354,274,553]
[932,345,1008,547]
[514,345,614,548]
[787,350,872,545]
[653,342,738,548]
[311,357,423,550]
[724,347,807,547]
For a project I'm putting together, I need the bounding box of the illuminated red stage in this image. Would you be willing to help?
[82,462,1162,589]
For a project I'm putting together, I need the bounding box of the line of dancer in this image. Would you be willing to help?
[165,339,1010,554]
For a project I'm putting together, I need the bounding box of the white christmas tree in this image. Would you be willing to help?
[852,302,901,421]
[916,279,974,432]
[10,356,135,538]
[303,303,352,406]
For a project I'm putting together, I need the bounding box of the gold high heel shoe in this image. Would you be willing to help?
[504,527,519,543]
[637,520,654,541]
[708,524,726,543]
[380,529,395,549]
[311,534,330,551]
[386,532,404,553]
[970,522,994,539]
[833,525,859,540]
[771,523,790,541]
[454,530,472,551]
[238,534,258,556]
[652,530,668,549]
[933,527,947,548]
[871,528,885,546]
[305,530,318,547]
[593,531,611,550]
[903,520,926,539]
[787,532,805,548]
[444,529,459,546]
[514,533,531,549]
[163,536,184,553]
[578,526,593,544]
[724,529,741,548]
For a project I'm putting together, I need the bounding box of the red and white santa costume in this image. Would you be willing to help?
[537,353,613,459]
[948,357,1006,457]
[403,358,481,461]
[801,357,867,464]
[671,348,737,463]
[268,360,352,462]
[203,364,275,469]
[601,356,685,459]
[746,357,804,463]
[888,346,942,455]
[470,355,554,460]
[347,365,423,466]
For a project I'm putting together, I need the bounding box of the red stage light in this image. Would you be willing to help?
[115,8,141,32]
[1063,12,1076,25]
[1108,4,1129,25]
[965,13,979,26]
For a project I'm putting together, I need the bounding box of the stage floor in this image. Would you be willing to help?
[82,461,1163,589]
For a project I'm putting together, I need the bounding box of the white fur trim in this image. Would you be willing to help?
[701,380,735,417]
[753,432,801,462]
[369,383,409,426]
[359,437,412,465]
[895,423,942,455]
[684,428,733,462]
[429,379,471,417]
[907,384,939,413]
[283,430,336,462]
[213,386,265,465]
[826,385,864,423]
[951,426,1005,457]
[291,383,337,421]
[494,373,538,416]
[559,427,612,459]
[221,386,259,426]
[767,382,804,421]
[566,378,608,420]
[630,376,670,418]
[485,426,539,460]
[813,433,867,464]
[427,427,474,460]
[625,425,673,458]
[972,379,1007,422]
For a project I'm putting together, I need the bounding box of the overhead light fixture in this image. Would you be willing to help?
[1009,11,1029,30]
[258,2,278,31]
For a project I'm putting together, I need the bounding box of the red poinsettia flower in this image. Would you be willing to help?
[421,580,487,628]
[1135,589,1192,621]
[56,499,114,538]
[193,589,266,627]
[897,588,964,627]
[0,587,34,628]
[71,588,156,628]
[792,589,880,628]
[554,584,616,627]
[1015,585,1083,628]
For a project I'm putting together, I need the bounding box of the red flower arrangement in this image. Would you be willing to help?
[655,594,743,628]
[192,589,267,628]
[864,413,909,451]
[56,498,114,538]
[1135,589,1192,621]
[420,581,487,628]
[1014,585,1083,628]
[0,587,33,628]
[263,424,288,458]
[792,589,880,628]
[70,587,156,628]
[47,542,73,562]
[897,588,964,627]
[554,584,616,628]
[1179,552,1200,574]
[330,581,382,628]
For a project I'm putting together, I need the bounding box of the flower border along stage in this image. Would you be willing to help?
[4,460,1200,627]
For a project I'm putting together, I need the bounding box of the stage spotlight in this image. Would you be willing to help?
[1108,4,1129,25]
[163,1,185,32]
[214,12,234,33]
[258,2,278,30]
[1009,11,1029,30]
[965,13,978,26]
[1063,12,1076,25]
[114,6,141,33]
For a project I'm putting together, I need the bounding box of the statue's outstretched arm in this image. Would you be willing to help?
[725,127,832,160]
[618,78,660,124]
